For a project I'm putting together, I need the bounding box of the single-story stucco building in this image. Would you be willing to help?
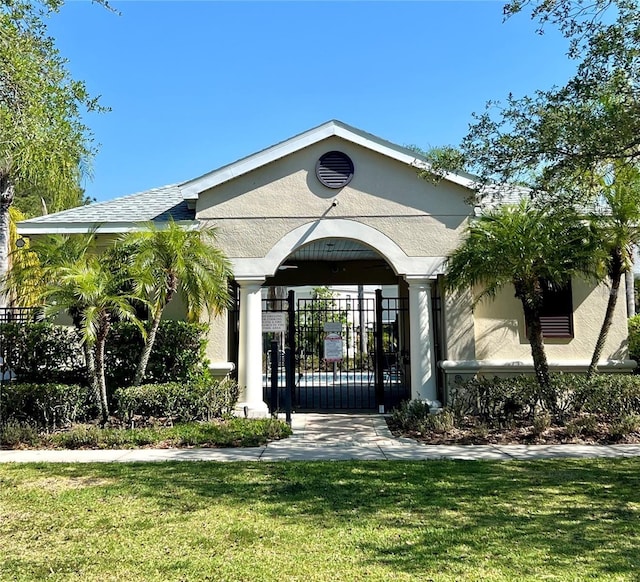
[18,120,635,415]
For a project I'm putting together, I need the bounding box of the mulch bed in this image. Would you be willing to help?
[387,417,640,445]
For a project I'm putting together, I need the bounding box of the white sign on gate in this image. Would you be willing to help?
[323,321,343,333]
[262,311,286,333]
[324,333,343,362]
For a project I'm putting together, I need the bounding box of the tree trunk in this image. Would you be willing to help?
[515,280,553,410]
[588,267,623,378]
[133,308,162,386]
[95,315,111,425]
[83,342,101,409]
[0,173,16,309]
[625,268,635,317]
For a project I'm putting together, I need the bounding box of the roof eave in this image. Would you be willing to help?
[18,220,200,236]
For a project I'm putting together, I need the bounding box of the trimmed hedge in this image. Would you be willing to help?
[448,373,640,425]
[114,376,239,424]
[449,375,539,424]
[0,320,211,390]
[105,320,210,387]
[0,322,85,384]
[0,383,90,429]
[566,374,640,417]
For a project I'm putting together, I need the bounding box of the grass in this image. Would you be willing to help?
[0,418,292,449]
[1,459,639,580]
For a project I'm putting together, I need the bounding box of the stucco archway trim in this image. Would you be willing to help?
[231,219,447,279]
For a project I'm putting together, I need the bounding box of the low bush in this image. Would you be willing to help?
[449,375,539,425]
[3,418,291,449]
[390,399,431,432]
[0,419,39,448]
[0,383,90,429]
[567,374,640,417]
[425,409,455,434]
[114,376,239,425]
[609,413,640,440]
[169,418,292,448]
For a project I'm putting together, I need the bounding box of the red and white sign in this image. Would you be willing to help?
[324,333,343,362]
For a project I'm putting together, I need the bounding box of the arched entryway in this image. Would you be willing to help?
[231,220,443,416]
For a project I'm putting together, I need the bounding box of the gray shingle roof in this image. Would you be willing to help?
[20,184,194,225]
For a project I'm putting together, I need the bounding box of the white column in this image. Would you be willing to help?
[236,277,269,417]
[406,276,440,407]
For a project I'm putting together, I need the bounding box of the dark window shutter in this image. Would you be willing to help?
[540,281,574,339]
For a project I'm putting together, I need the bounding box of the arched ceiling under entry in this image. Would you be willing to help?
[266,238,396,287]
[286,238,380,262]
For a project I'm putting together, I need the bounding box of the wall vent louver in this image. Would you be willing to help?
[316,151,354,188]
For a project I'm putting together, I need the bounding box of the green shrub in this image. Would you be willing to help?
[0,419,39,447]
[201,376,240,419]
[390,400,431,432]
[449,376,539,425]
[568,374,640,417]
[168,418,292,447]
[565,414,600,438]
[0,383,90,429]
[532,411,552,436]
[425,409,455,434]
[114,376,239,424]
[0,322,85,384]
[628,314,640,365]
[105,320,210,387]
[52,424,102,449]
[609,413,640,440]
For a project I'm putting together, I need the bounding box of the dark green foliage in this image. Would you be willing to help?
[105,320,209,388]
[568,374,640,417]
[0,382,89,429]
[114,376,239,424]
[390,399,431,432]
[628,314,640,364]
[0,322,85,384]
[450,375,540,424]
[0,419,39,447]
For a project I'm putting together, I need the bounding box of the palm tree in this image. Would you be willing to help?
[43,253,143,423]
[445,199,602,407]
[117,219,233,386]
[6,232,145,421]
[588,162,640,376]
[4,231,95,308]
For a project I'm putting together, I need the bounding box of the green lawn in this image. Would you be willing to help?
[1,459,639,581]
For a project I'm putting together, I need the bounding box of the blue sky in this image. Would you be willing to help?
[48,1,576,203]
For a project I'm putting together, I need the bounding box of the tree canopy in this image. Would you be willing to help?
[0,0,103,304]
[460,0,640,200]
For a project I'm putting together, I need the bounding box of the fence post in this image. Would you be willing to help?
[269,340,279,416]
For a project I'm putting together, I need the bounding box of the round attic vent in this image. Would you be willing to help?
[316,151,354,189]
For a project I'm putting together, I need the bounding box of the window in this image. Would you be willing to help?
[539,280,573,339]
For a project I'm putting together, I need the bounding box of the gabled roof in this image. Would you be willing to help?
[19,184,195,235]
[18,120,481,235]
[179,119,478,199]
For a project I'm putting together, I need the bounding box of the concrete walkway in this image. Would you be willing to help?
[1,413,640,463]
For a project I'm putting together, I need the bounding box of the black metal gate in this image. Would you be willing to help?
[262,289,410,412]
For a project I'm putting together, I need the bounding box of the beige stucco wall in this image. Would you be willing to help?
[442,286,477,362]
[472,278,629,362]
[195,136,471,262]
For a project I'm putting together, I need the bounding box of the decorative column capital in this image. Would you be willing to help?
[404,276,435,289]
[235,277,265,291]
